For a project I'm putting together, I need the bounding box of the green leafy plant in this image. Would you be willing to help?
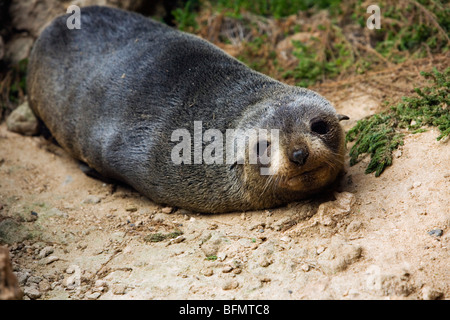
[144,230,183,243]
[346,68,450,176]
[172,0,199,31]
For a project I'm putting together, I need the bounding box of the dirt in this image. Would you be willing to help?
[0,90,449,300]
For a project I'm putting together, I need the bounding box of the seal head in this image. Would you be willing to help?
[232,87,346,210]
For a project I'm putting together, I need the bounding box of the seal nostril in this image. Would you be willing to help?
[291,148,309,166]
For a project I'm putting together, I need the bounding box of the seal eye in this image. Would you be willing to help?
[310,119,329,135]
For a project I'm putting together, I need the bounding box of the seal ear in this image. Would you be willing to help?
[337,114,350,121]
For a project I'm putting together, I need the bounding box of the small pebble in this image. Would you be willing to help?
[27,275,42,284]
[316,246,326,254]
[170,235,185,244]
[428,229,443,237]
[222,280,239,290]
[38,246,54,259]
[15,271,30,286]
[421,286,443,300]
[301,264,310,272]
[112,283,127,295]
[258,257,272,268]
[82,195,101,204]
[202,268,214,277]
[39,280,51,292]
[233,268,242,275]
[23,285,41,299]
[95,280,108,288]
[217,252,227,261]
[86,292,101,300]
[44,255,59,265]
[222,265,233,273]
[161,207,173,214]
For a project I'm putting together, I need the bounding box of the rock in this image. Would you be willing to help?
[15,270,30,286]
[258,256,273,268]
[365,265,414,297]
[346,220,362,233]
[4,35,34,64]
[81,195,101,204]
[39,279,51,292]
[317,238,362,274]
[238,238,253,248]
[421,286,443,300]
[300,264,310,272]
[427,229,443,237]
[23,285,41,299]
[9,0,62,37]
[152,213,166,223]
[38,246,54,259]
[43,255,59,265]
[222,279,239,290]
[110,231,126,243]
[412,181,422,188]
[316,192,356,226]
[0,246,23,300]
[112,283,127,295]
[86,291,101,300]
[222,265,233,273]
[27,275,42,284]
[233,268,242,275]
[6,101,39,136]
[393,149,402,158]
[217,252,227,261]
[161,207,174,214]
[202,268,213,277]
[200,232,228,257]
[94,280,109,288]
[169,235,185,245]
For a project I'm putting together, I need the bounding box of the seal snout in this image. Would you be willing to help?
[290,147,309,166]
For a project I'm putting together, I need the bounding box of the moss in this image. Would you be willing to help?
[346,68,450,176]
[171,0,199,31]
[144,230,183,243]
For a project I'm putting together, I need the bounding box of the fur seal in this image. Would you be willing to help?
[27,6,348,213]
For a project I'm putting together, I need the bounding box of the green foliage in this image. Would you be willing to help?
[285,30,353,87]
[144,230,183,243]
[359,0,449,62]
[346,68,450,176]
[172,0,199,31]
[216,0,342,18]
[170,1,449,88]
[0,58,28,113]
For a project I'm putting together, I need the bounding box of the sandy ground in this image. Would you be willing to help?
[0,92,449,300]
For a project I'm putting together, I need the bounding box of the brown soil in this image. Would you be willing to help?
[1,88,448,300]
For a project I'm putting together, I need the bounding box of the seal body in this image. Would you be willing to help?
[28,6,346,213]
